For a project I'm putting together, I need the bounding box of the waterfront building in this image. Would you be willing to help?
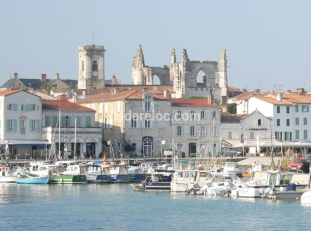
[171,99,221,158]
[41,97,101,158]
[0,90,48,159]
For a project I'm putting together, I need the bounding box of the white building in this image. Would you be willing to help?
[171,99,221,157]
[0,90,47,159]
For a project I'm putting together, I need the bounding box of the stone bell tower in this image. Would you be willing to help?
[78,44,106,89]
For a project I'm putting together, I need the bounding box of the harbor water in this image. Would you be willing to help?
[1,183,311,231]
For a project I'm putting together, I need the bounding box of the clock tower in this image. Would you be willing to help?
[78,44,106,89]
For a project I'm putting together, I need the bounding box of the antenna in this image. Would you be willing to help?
[274,83,283,92]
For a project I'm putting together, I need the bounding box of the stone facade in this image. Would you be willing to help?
[131,46,228,105]
[78,45,105,89]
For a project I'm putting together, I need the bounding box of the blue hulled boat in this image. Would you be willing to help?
[16,175,49,184]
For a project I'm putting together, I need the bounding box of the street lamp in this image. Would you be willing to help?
[161,140,165,159]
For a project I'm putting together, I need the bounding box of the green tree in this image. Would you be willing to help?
[227,103,237,114]
[41,83,53,94]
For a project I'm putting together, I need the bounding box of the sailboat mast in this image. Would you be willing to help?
[59,109,61,157]
[74,117,77,161]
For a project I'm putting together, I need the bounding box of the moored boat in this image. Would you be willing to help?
[0,164,17,183]
[132,173,171,192]
[16,175,49,184]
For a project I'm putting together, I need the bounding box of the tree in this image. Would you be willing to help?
[123,142,135,157]
[41,83,53,94]
[227,103,237,114]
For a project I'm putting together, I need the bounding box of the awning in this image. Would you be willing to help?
[4,140,51,147]
[70,138,84,143]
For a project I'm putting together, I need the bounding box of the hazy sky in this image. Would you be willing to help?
[1,1,311,92]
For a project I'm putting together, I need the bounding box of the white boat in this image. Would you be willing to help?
[231,179,270,198]
[171,169,200,192]
[0,165,16,183]
[301,190,311,204]
[109,164,130,183]
[199,181,235,196]
[223,162,243,176]
[86,164,110,183]
[132,172,171,192]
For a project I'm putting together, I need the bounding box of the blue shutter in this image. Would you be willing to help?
[37,120,41,132]
[13,104,18,111]
[61,116,66,127]
[68,116,71,127]
[29,120,33,132]
[13,120,17,132]
[52,116,57,127]
[6,120,9,132]
[77,116,81,127]
[45,116,51,126]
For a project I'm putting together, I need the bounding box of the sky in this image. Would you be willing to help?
[1,1,311,92]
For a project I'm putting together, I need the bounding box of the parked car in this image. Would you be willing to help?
[221,147,244,157]
[288,158,311,173]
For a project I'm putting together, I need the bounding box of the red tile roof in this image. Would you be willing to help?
[171,99,220,108]
[0,90,22,96]
[42,100,95,111]
[77,89,171,103]
[253,92,311,105]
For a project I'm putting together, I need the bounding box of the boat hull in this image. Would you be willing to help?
[129,173,147,182]
[0,176,16,183]
[87,175,110,183]
[49,175,87,184]
[110,174,131,183]
[16,177,49,184]
[141,182,171,191]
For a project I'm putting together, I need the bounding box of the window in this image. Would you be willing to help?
[7,104,12,110]
[131,143,136,152]
[276,106,280,113]
[200,111,205,119]
[21,104,24,111]
[304,130,308,139]
[20,120,25,134]
[31,120,36,132]
[228,132,232,139]
[177,111,181,119]
[295,130,299,139]
[45,116,51,126]
[295,118,299,125]
[200,126,206,136]
[144,102,151,111]
[250,132,254,139]
[286,106,290,113]
[131,116,137,128]
[144,116,151,128]
[76,116,82,127]
[8,120,13,132]
[295,105,299,112]
[177,126,182,136]
[212,111,216,119]
[32,104,36,111]
[277,119,280,126]
[304,118,307,125]
[257,119,262,126]
[190,126,195,136]
[302,105,309,112]
[86,116,91,127]
[190,111,195,120]
[286,119,290,126]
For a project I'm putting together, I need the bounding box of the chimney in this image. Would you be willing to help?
[55,73,59,79]
[254,89,260,93]
[82,91,85,96]
[163,90,170,98]
[296,88,305,94]
[276,93,283,101]
[113,88,119,94]
[143,88,148,92]
[13,73,18,78]
[40,74,46,82]
[287,90,291,93]
[58,95,67,101]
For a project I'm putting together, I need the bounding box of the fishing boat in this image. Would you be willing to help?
[127,165,146,182]
[25,162,87,184]
[109,164,130,183]
[131,172,171,192]
[16,175,49,184]
[0,164,17,183]
[171,169,200,192]
[86,164,110,183]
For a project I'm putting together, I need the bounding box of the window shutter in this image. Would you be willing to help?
[142,102,145,112]
[13,104,18,111]
[13,120,17,132]
[37,120,41,132]
[6,120,9,132]
[29,120,33,132]
[68,116,71,127]
[77,116,81,127]
[61,116,66,127]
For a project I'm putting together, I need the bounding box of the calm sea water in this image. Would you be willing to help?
[0,183,311,231]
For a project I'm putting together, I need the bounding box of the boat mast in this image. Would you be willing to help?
[58,109,61,158]
[74,117,77,161]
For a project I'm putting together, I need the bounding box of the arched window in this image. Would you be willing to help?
[258,119,262,126]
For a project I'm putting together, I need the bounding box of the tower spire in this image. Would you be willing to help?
[171,48,176,64]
